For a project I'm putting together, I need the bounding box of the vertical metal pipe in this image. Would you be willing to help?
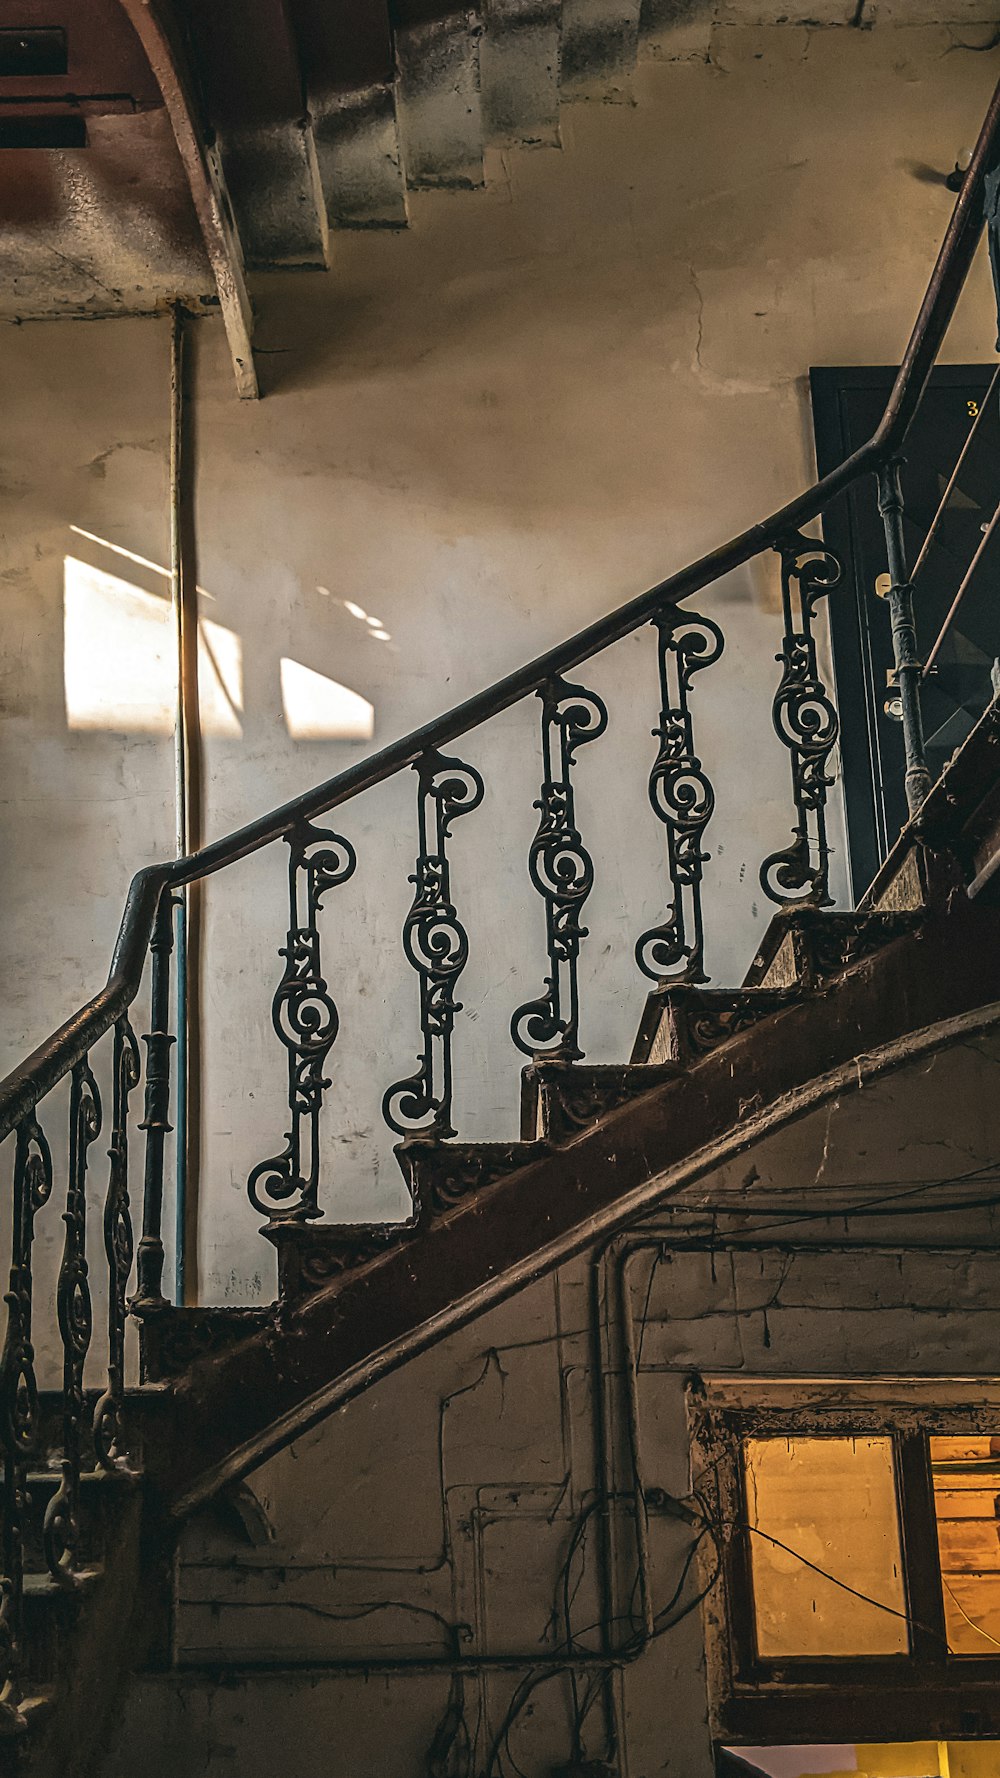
[877,459,932,817]
[170,303,189,1307]
[169,303,203,1304]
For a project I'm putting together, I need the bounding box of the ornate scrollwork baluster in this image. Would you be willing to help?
[94,1018,141,1471]
[0,1115,54,1720]
[635,612,724,984]
[383,750,484,1139]
[511,677,608,1061]
[44,1060,101,1589]
[760,533,842,906]
[248,821,357,1222]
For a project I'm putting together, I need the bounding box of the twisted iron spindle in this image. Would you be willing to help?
[635,612,723,984]
[93,1018,141,1470]
[510,676,608,1061]
[0,1116,54,1720]
[877,458,932,817]
[132,892,176,1312]
[384,749,484,1140]
[248,821,356,1223]
[760,533,842,906]
[44,1060,101,1589]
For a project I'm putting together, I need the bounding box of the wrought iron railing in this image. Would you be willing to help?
[0,76,998,1730]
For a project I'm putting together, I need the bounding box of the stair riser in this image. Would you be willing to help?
[312,85,409,230]
[481,0,561,146]
[396,13,485,190]
[522,1063,679,1144]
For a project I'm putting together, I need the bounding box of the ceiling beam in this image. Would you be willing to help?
[117,0,259,398]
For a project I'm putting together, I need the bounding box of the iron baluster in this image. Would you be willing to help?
[877,457,932,816]
[248,821,356,1222]
[635,612,724,984]
[760,533,842,906]
[0,1117,54,1721]
[93,1018,141,1471]
[132,892,176,1312]
[511,676,608,1060]
[383,750,484,1139]
[44,1060,101,1589]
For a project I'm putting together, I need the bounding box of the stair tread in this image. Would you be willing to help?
[23,1565,102,1599]
[26,1466,139,1489]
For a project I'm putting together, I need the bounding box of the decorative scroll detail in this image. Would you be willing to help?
[678,989,799,1061]
[635,612,724,984]
[45,1060,102,1589]
[383,750,484,1140]
[808,911,918,983]
[760,534,842,906]
[248,822,357,1223]
[511,677,608,1060]
[296,1231,406,1297]
[0,1115,54,1719]
[535,1064,676,1146]
[94,1018,141,1471]
[395,1141,541,1219]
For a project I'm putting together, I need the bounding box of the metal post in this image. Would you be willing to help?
[877,458,932,817]
[132,891,176,1312]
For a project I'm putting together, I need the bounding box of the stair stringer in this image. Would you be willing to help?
[146,901,1000,1521]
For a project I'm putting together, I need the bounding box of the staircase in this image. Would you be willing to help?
[1,71,1000,1778]
[180,0,724,267]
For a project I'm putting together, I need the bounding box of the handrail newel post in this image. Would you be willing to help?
[131,890,178,1314]
[877,458,932,818]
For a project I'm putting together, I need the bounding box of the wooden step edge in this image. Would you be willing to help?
[631,985,802,1066]
[742,908,923,990]
[520,1060,682,1141]
[530,1063,681,1144]
[396,1140,549,1222]
[0,1689,54,1740]
[22,1565,102,1601]
[25,1466,141,1491]
[138,1304,279,1384]
[264,1218,419,1306]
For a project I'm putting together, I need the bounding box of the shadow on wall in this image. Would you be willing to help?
[62,527,375,743]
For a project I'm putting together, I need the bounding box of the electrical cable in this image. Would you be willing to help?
[941,1576,1000,1652]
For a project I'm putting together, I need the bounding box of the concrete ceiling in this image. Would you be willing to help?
[1,0,998,395]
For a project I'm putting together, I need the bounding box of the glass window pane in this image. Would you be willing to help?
[744,1436,907,1657]
[930,1433,1000,1655]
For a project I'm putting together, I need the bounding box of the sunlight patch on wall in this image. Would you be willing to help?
[733,1744,1000,1777]
[280,657,375,741]
[64,556,242,736]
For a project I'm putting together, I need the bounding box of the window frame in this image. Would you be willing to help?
[692,1383,1000,1748]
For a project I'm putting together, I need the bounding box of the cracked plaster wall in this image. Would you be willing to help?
[96,1034,1000,1776]
[0,24,998,1324]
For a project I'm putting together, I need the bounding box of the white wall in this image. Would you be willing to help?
[0,23,997,1307]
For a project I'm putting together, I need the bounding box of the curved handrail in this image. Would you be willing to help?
[2,76,999,1142]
